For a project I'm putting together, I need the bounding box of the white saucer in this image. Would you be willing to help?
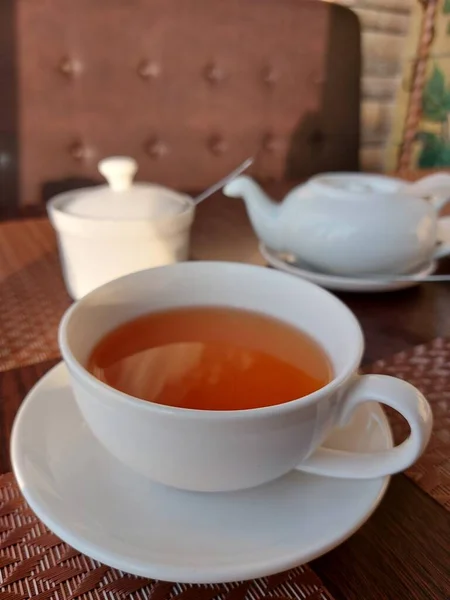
[11,363,392,584]
[260,243,437,293]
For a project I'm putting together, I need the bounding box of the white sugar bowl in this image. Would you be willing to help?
[48,157,195,299]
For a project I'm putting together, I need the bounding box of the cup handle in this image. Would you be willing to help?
[298,375,433,479]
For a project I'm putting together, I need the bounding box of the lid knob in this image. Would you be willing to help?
[98,156,138,192]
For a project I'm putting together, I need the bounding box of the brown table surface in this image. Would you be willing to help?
[1,181,450,600]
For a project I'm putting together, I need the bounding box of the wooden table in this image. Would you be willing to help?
[1,189,450,600]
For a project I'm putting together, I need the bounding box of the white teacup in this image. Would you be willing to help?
[59,262,432,492]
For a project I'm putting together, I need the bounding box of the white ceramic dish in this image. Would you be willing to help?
[260,243,437,293]
[11,362,391,584]
[59,263,430,491]
[225,172,450,276]
[48,157,195,300]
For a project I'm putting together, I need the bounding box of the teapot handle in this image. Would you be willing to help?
[404,173,450,213]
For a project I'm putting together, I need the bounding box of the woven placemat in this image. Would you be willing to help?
[365,337,450,511]
[0,220,70,372]
[0,473,334,600]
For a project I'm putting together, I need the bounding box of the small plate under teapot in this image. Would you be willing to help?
[260,244,437,293]
[224,172,450,277]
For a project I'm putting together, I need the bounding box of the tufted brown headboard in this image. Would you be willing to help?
[0,0,360,216]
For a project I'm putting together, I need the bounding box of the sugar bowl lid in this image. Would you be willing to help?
[61,156,191,221]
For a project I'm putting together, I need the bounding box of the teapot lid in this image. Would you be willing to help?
[60,157,191,221]
[309,173,403,197]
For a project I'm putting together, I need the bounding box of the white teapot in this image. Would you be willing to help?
[224,172,450,276]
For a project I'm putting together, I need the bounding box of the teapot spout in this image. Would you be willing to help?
[223,176,282,250]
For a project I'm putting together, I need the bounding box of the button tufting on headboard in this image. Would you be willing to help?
[308,130,326,146]
[204,63,227,85]
[69,140,94,162]
[262,133,281,153]
[58,57,82,78]
[0,152,11,170]
[208,135,228,156]
[137,59,161,80]
[145,138,169,159]
[9,0,360,208]
[261,65,278,87]
[310,70,326,86]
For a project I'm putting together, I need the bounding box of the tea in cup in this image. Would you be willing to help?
[59,262,432,492]
[86,306,332,411]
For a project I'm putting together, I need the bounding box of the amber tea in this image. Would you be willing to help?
[87,307,332,410]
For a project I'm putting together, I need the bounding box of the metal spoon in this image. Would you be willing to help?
[302,262,450,284]
[357,273,450,283]
[194,157,254,205]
